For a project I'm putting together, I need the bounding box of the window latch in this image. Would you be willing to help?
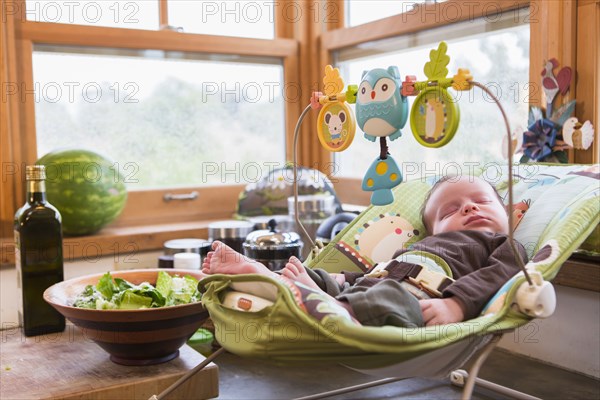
[163,191,199,202]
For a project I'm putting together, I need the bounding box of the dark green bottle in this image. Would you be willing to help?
[14,165,65,336]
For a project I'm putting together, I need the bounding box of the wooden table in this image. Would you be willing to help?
[0,325,219,400]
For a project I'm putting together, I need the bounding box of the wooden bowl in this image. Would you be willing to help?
[44,269,209,366]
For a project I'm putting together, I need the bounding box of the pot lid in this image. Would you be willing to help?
[244,219,302,250]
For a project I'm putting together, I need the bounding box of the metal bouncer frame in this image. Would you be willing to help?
[150,332,543,400]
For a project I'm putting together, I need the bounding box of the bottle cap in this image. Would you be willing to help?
[26,165,46,180]
[164,238,211,256]
[174,252,201,270]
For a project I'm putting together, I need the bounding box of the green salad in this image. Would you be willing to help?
[73,271,201,310]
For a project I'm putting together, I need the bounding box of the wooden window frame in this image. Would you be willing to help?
[1,0,304,235]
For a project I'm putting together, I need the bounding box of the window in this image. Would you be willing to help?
[33,46,286,189]
[168,0,275,39]
[4,0,297,230]
[345,0,429,27]
[332,11,529,179]
[4,0,594,241]
[25,0,159,30]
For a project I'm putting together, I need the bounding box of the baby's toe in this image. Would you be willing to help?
[281,266,295,279]
[287,256,304,271]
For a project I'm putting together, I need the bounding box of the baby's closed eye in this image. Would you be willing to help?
[441,207,458,219]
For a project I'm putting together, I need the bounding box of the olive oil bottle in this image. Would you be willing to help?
[14,165,65,336]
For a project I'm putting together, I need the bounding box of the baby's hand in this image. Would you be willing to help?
[331,273,346,287]
[419,297,465,326]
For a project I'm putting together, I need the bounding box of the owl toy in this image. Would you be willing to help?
[355,66,408,142]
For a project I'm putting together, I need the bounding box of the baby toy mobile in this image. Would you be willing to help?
[311,42,473,206]
[300,41,529,287]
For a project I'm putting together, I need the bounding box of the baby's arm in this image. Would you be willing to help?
[419,297,465,326]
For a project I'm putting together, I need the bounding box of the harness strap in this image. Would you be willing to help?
[365,259,455,298]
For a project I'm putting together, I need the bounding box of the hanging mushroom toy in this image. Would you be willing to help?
[355,66,408,205]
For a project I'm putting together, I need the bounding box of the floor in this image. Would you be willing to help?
[212,348,600,399]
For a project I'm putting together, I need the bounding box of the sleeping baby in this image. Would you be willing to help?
[202,175,528,327]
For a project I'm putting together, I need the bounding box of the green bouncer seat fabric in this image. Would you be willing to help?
[200,164,599,366]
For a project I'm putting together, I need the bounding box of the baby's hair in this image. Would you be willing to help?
[420,175,505,234]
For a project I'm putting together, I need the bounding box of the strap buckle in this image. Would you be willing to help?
[364,261,391,278]
[365,258,454,298]
[407,268,454,298]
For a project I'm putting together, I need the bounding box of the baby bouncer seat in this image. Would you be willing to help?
[192,46,599,399]
[199,162,599,400]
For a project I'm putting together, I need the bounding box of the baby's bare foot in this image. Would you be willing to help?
[202,241,273,276]
[280,256,321,291]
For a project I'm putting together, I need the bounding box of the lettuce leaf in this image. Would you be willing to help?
[96,272,118,300]
[156,271,173,298]
[114,277,135,292]
[117,291,153,309]
[166,275,200,306]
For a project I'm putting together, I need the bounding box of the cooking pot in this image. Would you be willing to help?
[208,220,255,253]
[243,219,303,271]
[288,194,336,259]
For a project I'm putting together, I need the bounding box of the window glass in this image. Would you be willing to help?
[168,0,274,39]
[346,0,428,27]
[25,0,159,30]
[333,19,529,179]
[33,46,286,189]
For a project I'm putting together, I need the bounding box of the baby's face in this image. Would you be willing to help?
[424,176,509,235]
